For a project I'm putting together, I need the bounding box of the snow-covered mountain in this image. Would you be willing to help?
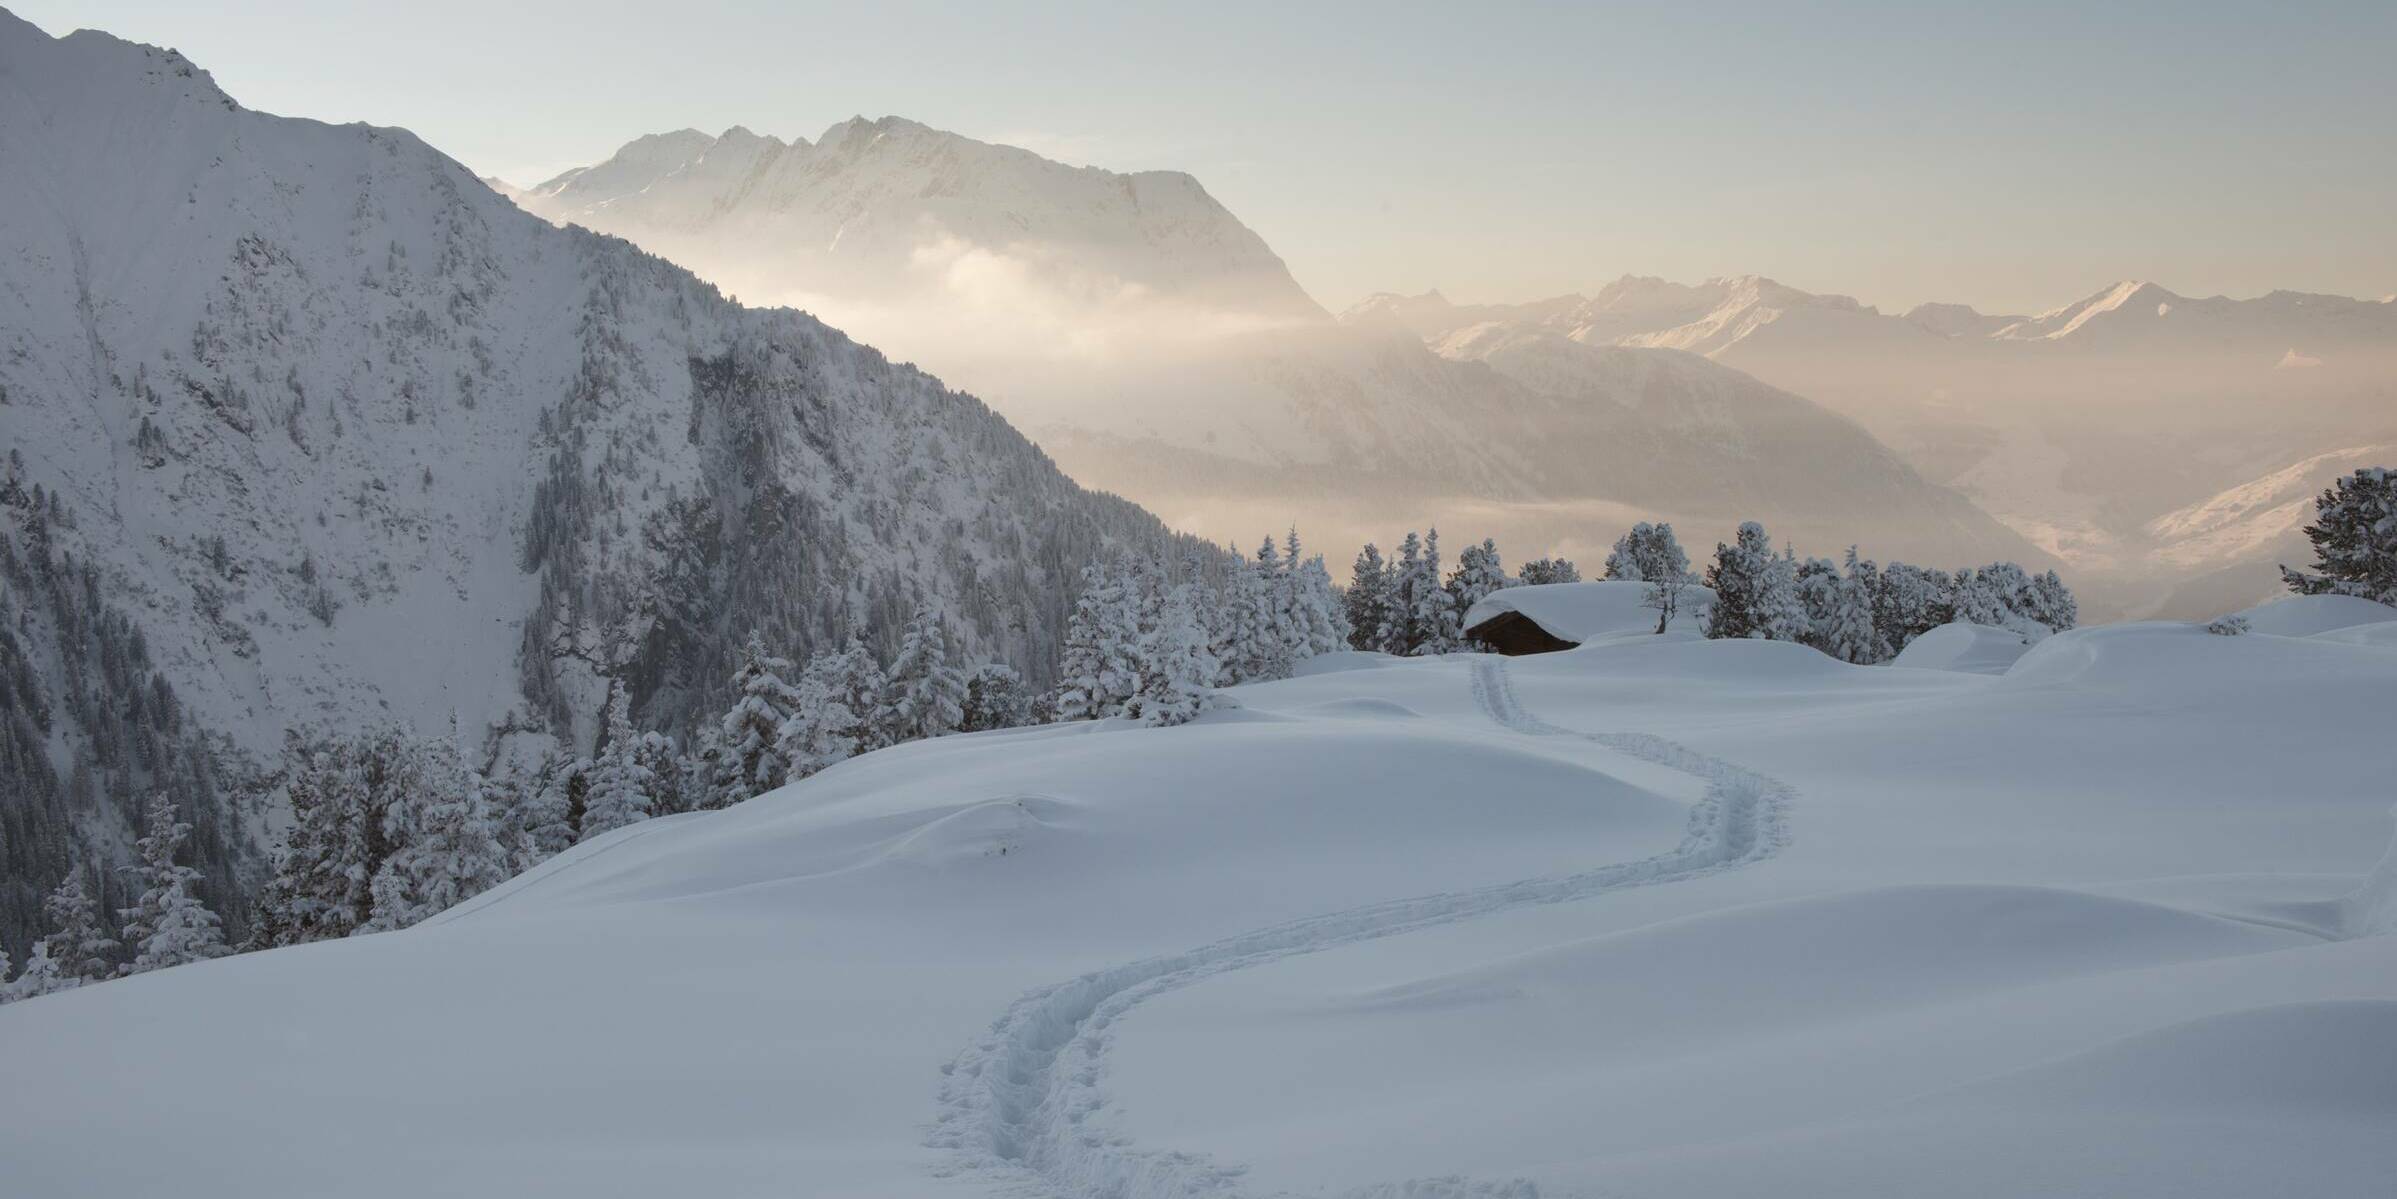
[1348,275,2397,365]
[0,11,1196,950]
[511,118,1325,322]
[1347,278,2397,617]
[511,124,2040,575]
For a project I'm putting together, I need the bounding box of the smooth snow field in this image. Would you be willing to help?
[6,601,2396,1198]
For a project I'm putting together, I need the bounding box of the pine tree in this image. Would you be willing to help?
[2281,466,2397,605]
[1873,562,1953,652]
[1054,560,1142,720]
[1518,557,1580,585]
[1251,536,1305,680]
[40,871,117,981]
[632,732,691,816]
[881,605,969,744]
[581,680,655,839]
[1346,543,1393,651]
[1704,522,1774,639]
[2,939,72,1002]
[830,639,891,753]
[1445,537,1513,627]
[960,663,1030,732]
[365,733,515,930]
[2028,570,2079,632]
[1703,523,1806,642]
[779,652,862,779]
[1948,566,2013,629]
[1413,528,1458,654]
[715,632,803,802]
[1214,552,1276,682]
[522,751,589,859]
[1795,557,1844,652]
[1382,532,1426,654]
[1126,579,1220,727]
[120,792,227,974]
[1836,550,1895,663]
[1755,548,1809,642]
[1290,552,1352,657]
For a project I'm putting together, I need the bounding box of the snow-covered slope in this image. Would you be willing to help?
[0,11,1195,944]
[5,600,2392,1197]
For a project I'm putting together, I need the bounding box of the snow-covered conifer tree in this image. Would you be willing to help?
[632,732,690,817]
[1346,543,1394,652]
[1947,566,2013,629]
[1704,523,1805,642]
[120,793,227,974]
[2280,466,2397,605]
[2026,569,2078,632]
[1419,529,1458,653]
[1836,550,1895,663]
[960,663,1030,732]
[581,680,655,839]
[1382,532,1427,653]
[2,939,71,1002]
[1703,522,1772,639]
[365,732,515,930]
[881,605,969,744]
[1054,560,1142,720]
[40,872,117,982]
[522,752,589,860]
[1873,562,1952,651]
[1126,579,1220,727]
[714,632,804,803]
[1755,549,1809,643]
[1445,537,1513,625]
[831,639,891,753]
[1291,552,1352,658]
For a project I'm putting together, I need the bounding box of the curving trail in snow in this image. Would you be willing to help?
[927,657,1795,1198]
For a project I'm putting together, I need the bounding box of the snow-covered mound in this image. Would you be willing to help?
[2230,593,2397,637]
[11,603,2394,1197]
[1461,580,1714,644]
[2347,803,2397,938]
[2310,620,2397,650]
[1891,621,2037,674]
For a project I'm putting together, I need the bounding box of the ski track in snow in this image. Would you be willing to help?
[927,657,1796,1198]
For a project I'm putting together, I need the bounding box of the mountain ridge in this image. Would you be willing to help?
[0,8,1199,955]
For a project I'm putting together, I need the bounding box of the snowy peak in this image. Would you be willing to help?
[513,116,1325,320]
[1995,279,2179,340]
[1340,275,1893,358]
[1903,301,2019,339]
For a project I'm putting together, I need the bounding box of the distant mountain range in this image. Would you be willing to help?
[1347,277,2397,617]
[501,125,2049,578]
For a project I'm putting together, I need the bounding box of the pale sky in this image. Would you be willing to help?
[16,1,2396,314]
